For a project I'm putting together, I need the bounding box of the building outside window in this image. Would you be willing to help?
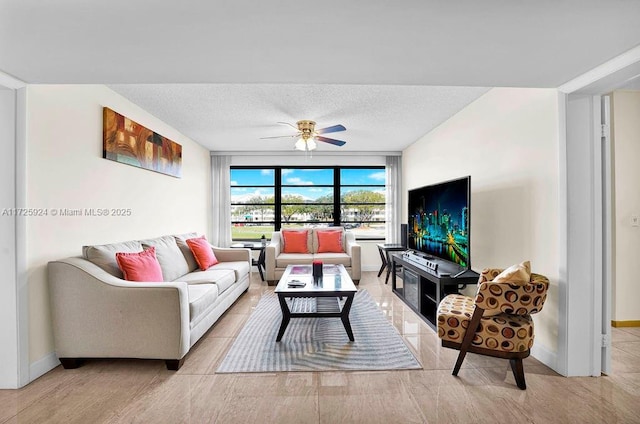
[230,166,385,240]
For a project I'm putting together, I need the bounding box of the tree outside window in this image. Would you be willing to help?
[230,166,385,240]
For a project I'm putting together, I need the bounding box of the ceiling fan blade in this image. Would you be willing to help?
[316,136,346,146]
[316,124,346,134]
[260,134,298,139]
[277,122,299,131]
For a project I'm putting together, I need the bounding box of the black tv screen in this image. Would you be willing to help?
[407,176,470,268]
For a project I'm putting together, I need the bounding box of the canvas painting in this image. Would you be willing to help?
[103,107,182,178]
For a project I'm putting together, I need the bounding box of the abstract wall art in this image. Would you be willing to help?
[103,107,182,178]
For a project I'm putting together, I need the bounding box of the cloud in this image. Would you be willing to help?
[230,188,271,202]
[369,171,386,181]
[281,169,294,175]
[261,169,274,176]
[286,177,314,185]
[230,180,238,185]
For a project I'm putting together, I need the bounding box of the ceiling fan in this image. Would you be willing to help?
[261,120,347,151]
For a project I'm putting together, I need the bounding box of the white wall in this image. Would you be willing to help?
[0,87,18,388]
[611,90,640,322]
[25,85,212,377]
[403,88,561,366]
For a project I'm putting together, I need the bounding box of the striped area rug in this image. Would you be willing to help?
[216,290,422,373]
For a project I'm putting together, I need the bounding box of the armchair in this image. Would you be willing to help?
[437,266,549,389]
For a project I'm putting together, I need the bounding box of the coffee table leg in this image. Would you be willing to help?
[340,294,355,341]
[276,294,291,342]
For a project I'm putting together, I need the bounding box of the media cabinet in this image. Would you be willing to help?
[390,252,479,330]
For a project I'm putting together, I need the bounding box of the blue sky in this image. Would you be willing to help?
[231,168,385,202]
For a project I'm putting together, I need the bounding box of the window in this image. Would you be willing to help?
[230,166,386,240]
[230,168,275,240]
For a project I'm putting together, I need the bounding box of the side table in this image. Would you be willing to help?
[376,243,406,284]
[230,242,266,281]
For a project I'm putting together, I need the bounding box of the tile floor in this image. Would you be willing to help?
[1,271,639,423]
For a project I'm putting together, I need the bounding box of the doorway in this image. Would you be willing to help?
[606,86,640,376]
[561,52,640,377]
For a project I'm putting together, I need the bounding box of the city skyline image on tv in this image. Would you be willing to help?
[408,176,470,268]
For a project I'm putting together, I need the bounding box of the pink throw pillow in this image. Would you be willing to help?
[115,247,164,282]
[186,236,219,270]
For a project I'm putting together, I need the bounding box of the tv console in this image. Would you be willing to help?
[390,253,479,330]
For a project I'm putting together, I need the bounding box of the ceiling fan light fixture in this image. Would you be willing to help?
[294,136,317,152]
[262,119,346,151]
[306,138,317,150]
[294,138,307,151]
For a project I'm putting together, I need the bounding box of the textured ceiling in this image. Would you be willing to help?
[108,84,490,152]
[2,1,640,152]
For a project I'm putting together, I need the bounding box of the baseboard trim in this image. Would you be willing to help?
[530,342,559,375]
[30,351,60,383]
[612,320,640,328]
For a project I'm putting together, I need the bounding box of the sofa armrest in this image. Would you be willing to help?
[211,246,251,263]
[345,232,361,281]
[48,257,190,360]
[265,236,281,281]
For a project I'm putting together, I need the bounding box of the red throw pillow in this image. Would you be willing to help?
[115,247,164,282]
[282,230,309,253]
[186,236,219,270]
[316,230,344,253]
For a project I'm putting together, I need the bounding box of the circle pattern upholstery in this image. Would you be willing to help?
[437,294,535,352]
[436,268,549,354]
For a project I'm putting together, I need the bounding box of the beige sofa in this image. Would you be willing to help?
[265,227,361,285]
[47,233,250,370]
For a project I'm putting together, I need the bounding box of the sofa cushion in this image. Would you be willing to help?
[83,240,143,279]
[312,252,351,266]
[179,269,236,294]
[281,230,310,253]
[316,229,344,253]
[140,235,190,282]
[210,261,251,281]
[115,247,164,282]
[174,232,199,272]
[276,253,315,268]
[186,236,219,270]
[187,284,219,326]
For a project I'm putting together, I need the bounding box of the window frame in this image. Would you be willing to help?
[230,166,386,241]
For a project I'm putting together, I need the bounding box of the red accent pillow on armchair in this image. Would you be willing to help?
[186,236,219,270]
[115,247,164,282]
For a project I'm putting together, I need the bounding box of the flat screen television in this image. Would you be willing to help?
[407,176,471,269]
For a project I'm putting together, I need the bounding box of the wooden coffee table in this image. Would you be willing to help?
[274,264,358,342]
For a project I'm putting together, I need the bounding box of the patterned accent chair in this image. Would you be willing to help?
[437,267,549,389]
